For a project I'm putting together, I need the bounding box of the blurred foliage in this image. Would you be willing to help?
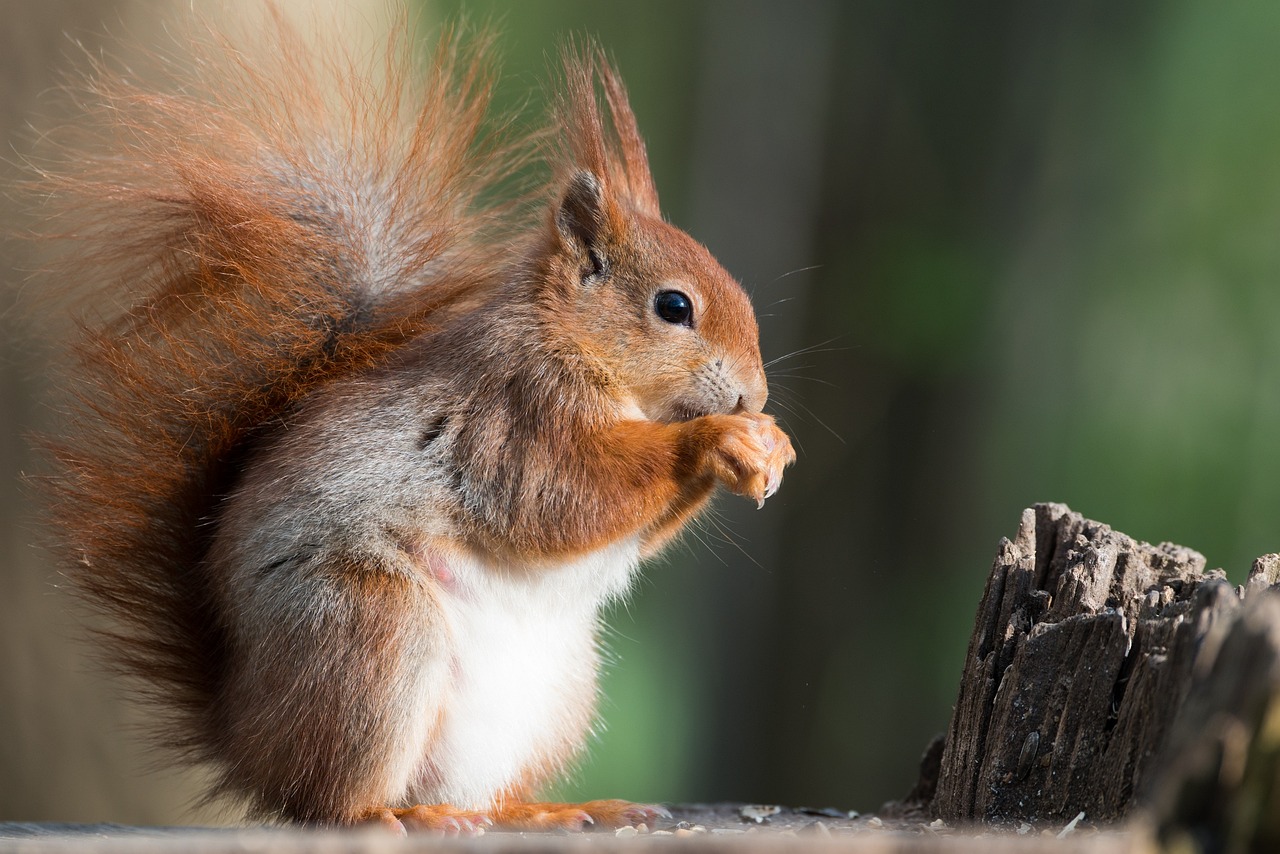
[5,0,1280,825]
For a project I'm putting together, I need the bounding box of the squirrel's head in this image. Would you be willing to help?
[542,169,767,421]
[534,50,767,422]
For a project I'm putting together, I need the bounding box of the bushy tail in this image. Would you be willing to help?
[29,10,523,768]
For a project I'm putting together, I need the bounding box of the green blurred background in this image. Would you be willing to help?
[4,0,1280,825]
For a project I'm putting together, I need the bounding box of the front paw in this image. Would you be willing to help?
[711,413,796,508]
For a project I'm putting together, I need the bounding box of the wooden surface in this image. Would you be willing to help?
[901,502,1280,852]
[0,804,1146,852]
[1145,589,1280,851]
[929,503,1240,824]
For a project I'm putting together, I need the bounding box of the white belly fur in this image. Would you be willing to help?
[407,536,641,809]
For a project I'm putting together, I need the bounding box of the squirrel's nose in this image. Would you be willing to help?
[735,374,768,414]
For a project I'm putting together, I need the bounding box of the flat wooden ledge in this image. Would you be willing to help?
[0,805,1145,852]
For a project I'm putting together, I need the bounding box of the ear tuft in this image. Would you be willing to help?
[556,170,607,250]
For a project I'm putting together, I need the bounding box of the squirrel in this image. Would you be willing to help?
[30,10,794,834]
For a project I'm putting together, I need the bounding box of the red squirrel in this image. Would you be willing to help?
[33,12,794,834]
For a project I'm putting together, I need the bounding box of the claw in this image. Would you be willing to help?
[714,411,794,509]
[376,804,493,835]
[765,471,781,500]
[460,817,489,836]
[623,804,672,823]
[490,800,666,832]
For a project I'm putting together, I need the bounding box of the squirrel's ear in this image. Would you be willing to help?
[555,170,608,251]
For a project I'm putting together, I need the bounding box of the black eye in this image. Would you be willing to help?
[654,290,693,326]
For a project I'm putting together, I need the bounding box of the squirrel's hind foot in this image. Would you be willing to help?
[357,804,493,836]
[353,799,667,835]
[491,799,671,831]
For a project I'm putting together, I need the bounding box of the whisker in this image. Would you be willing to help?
[750,264,823,297]
[683,515,728,566]
[771,394,844,444]
[769,373,838,389]
[763,336,845,369]
[702,511,763,569]
[771,264,821,283]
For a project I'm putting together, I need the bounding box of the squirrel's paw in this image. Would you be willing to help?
[357,804,493,836]
[579,799,672,828]
[490,799,671,831]
[712,412,796,508]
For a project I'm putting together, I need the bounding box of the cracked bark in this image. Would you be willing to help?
[925,503,1246,824]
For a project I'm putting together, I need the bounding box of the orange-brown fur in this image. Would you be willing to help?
[31,9,793,832]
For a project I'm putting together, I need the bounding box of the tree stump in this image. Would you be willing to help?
[1145,581,1280,852]
[927,503,1245,824]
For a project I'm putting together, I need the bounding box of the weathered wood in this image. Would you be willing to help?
[1146,584,1280,852]
[929,503,1241,824]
